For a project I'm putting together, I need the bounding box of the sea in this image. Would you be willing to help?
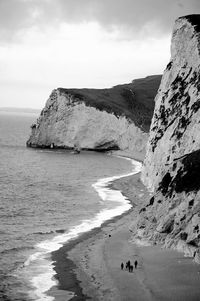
[0,111,141,301]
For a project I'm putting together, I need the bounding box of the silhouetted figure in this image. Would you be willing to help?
[121,262,124,270]
[126,260,131,270]
[73,143,81,154]
[129,265,133,272]
[134,260,138,269]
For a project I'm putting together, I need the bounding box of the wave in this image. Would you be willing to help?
[33,229,66,236]
[0,246,34,255]
[34,231,54,235]
[21,157,142,301]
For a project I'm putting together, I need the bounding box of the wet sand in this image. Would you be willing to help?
[50,168,200,300]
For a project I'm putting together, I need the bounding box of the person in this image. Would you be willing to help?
[129,265,133,272]
[121,262,124,270]
[134,260,138,269]
[126,260,131,269]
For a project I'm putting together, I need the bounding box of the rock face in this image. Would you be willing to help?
[27,76,161,156]
[139,15,200,262]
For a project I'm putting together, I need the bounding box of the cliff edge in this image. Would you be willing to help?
[139,15,200,262]
[27,76,160,158]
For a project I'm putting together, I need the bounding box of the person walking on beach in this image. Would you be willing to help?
[129,265,133,272]
[121,262,124,270]
[134,260,138,269]
[126,260,131,270]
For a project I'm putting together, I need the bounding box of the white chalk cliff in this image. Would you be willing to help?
[27,76,161,158]
[139,15,200,262]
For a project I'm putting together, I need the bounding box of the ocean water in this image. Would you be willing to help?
[0,111,141,301]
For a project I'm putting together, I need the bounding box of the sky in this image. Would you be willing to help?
[0,0,200,109]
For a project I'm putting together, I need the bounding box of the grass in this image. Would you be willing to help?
[58,75,161,132]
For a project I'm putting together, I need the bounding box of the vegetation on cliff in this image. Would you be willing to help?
[58,75,161,132]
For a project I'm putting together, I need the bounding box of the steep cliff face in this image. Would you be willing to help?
[27,76,161,156]
[139,15,200,262]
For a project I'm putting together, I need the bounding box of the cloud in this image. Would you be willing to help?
[0,0,200,43]
[58,0,200,33]
[0,21,170,108]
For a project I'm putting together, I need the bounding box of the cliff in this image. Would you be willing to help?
[139,15,200,262]
[27,76,161,157]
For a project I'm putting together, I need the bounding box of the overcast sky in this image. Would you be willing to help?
[0,0,199,109]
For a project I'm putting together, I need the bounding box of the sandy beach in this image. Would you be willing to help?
[51,169,200,301]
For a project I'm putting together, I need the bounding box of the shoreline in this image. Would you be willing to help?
[47,155,142,300]
[50,205,138,300]
[66,172,149,300]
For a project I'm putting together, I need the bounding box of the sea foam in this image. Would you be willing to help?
[24,157,141,301]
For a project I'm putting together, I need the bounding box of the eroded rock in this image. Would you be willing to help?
[27,76,161,154]
[138,15,200,258]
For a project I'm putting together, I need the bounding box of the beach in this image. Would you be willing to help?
[51,164,200,301]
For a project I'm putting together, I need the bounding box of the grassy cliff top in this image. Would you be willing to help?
[58,75,161,132]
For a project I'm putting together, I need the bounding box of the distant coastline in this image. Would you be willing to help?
[0,107,40,114]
